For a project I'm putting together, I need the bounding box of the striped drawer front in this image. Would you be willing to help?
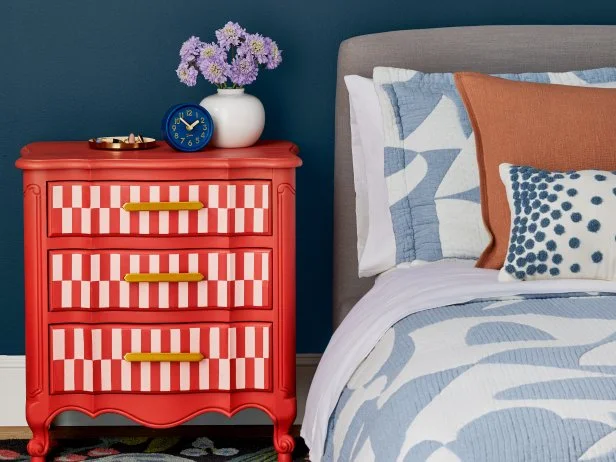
[48,181,270,236]
[49,249,271,310]
[50,323,272,393]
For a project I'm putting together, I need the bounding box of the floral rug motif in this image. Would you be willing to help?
[0,436,309,461]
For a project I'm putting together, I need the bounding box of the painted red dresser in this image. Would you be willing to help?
[15,140,301,461]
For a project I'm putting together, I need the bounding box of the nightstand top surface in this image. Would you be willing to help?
[17,140,301,170]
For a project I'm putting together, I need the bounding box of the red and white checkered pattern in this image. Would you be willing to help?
[50,324,271,393]
[48,181,270,236]
[49,250,271,311]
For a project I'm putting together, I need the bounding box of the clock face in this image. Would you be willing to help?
[162,104,213,152]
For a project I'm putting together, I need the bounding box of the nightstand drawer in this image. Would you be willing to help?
[49,249,271,311]
[48,181,271,236]
[50,323,272,394]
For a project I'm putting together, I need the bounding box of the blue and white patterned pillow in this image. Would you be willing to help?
[373,67,616,266]
[499,163,616,282]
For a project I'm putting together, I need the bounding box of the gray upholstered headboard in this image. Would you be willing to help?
[333,25,616,328]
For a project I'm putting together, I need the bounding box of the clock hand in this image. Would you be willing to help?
[179,117,192,130]
[189,119,200,130]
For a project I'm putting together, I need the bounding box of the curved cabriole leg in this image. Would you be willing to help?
[273,403,296,462]
[27,412,51,461]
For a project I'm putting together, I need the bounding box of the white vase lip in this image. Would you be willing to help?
[217,88,245,95]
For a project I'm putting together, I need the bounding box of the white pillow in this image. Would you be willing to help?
[344,75,396,277]
[346,79,369,263]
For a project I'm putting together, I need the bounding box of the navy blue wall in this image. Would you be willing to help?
[2,1,616,354]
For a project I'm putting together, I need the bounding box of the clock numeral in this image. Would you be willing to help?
[201,132,205,138]
[172,125,176,131]
[179,112,184,119]
[174,133,179,139]
[188,140,193,147]
[180,138,185,144]
[174,117,180,124]
[186,109,193,116]
[200,117,205,124]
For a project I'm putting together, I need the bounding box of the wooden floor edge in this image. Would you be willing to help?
[0,425,301,440]
[0,427,31,439]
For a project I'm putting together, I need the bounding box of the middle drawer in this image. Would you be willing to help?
[49,249,271,311]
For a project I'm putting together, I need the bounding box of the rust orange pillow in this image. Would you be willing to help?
[454,72,616,269]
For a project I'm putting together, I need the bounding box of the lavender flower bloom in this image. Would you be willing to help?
[198,42,225,61]
[227,56,259,86]
[215,21,245,50]
[265,39,282,70]
[238,33,270,64]
[198,57,228,85]
[179,35,201,62]
[176,62,199,86]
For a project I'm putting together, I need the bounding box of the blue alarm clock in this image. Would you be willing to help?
[161,103,214,152]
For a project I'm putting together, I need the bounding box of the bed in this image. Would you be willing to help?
[302,26,616,462]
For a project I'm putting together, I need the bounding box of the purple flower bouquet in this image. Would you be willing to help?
[176,22,282,88]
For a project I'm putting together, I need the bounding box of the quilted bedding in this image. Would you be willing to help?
[323,291,616,462]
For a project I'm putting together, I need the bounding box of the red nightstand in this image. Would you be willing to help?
[16,141,301,461]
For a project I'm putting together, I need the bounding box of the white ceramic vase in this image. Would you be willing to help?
[200,88,265,148]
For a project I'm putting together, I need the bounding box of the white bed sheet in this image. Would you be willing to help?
[302,262,616,462]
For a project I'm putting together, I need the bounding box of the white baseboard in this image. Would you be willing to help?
[0,354,321,427]
[0,356,28,426]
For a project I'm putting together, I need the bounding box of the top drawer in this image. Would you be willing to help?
[48,181,271,237]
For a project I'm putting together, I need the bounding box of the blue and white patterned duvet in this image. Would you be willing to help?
[323,292,616,461]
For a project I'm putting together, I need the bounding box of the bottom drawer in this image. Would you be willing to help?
[50,323,271,394]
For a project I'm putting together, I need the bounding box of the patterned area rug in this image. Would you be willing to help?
[0,436,309,461]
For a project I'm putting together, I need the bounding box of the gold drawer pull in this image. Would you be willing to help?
[124,352,204,362]
[122,201,204,212]
[124,273,204,283]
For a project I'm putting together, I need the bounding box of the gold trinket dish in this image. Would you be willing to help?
[89,134,157,150]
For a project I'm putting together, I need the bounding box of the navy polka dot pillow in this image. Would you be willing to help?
[499,163,616,282]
